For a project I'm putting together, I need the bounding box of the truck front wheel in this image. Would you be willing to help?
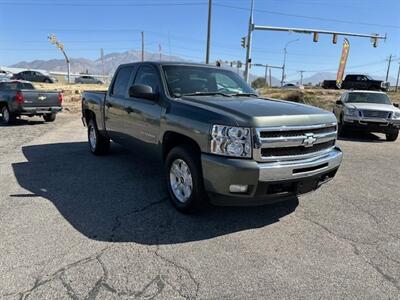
[386,129,399,142]
[165,146,208,213]
[88,119,110,155]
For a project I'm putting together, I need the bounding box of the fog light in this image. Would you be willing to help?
[229,184,248,193]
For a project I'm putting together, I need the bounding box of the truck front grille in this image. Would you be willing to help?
[255,123,337,162]
[361,110,390,119]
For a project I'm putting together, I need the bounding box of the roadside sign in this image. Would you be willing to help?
[336,39,350,88]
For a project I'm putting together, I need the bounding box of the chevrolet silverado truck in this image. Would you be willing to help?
[322,74,389,91]
[333,90,400,141]
[82,62,342,213]
[0,80,62,124]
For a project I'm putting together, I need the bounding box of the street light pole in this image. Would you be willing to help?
[244,0,254,83]
[48,34,71,84]
[281,39,299,87]
[205,0,212,64]
[395,63,400,93]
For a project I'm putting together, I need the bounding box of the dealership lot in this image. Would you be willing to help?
[0,114,399,299]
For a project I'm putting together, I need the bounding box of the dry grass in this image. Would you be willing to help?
[33,82,108,113]
[259,87,400,111]
[32,83,400,114]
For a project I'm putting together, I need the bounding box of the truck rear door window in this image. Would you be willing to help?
[112,67,134,97]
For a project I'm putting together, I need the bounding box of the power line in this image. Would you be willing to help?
[0,1,207,7]
[214,3,400,29]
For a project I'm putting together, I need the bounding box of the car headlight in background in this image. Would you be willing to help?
[211,125,252,158]
[344,107,356,116]
[392,112,400,120]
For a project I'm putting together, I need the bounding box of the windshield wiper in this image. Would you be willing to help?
[231,93,258,97]
[182,92,232,97]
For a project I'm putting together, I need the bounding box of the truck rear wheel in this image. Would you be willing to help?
[1,106,15,125]
[88,119,110,155]
[43,113,56,122]
[386,129,399,142]
[165,146,208,213]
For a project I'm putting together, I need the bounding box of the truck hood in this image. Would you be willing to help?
[180,96,337,127]
[346,102,399,112]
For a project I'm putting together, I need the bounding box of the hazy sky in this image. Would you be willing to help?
[0,0,399,81]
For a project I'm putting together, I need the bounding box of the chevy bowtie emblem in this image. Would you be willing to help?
[38,96,47,101]
[303,133,317,147]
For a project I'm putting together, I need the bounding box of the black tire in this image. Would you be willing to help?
[43,113,56,122]
[165,146,208,213]
[1,106,15,124]
[44,78,52,83]
[386,129,399,142]
[87,119,110,155]
[337,114,345,137]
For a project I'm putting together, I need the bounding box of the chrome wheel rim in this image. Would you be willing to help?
[2,108,9,122]
[89,126,97,150]
[169,159,193,203]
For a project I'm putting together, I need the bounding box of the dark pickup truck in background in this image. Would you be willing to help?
[322,74,389,91]
[82,62,342,213]
[0,81,62,124]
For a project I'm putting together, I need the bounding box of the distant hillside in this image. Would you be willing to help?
[11,50,186,75]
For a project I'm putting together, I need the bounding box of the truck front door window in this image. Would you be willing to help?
[134,66,159,92]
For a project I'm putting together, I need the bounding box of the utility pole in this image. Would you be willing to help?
[264,64,268,86]
[299,70,305,85]
[386,54,392,82]
[269,68,272,87]
[141,31,144,62]
[281,39,299,87]
[48,34,71,84]
[244,0,254,83]
[100,48,105,76]
[395,63,400,92]
[205,0,212,64]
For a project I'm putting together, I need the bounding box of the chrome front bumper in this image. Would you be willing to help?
[259,147,343,182]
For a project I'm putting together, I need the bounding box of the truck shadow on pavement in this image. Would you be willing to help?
[338,130,386,143]
[0,118,45,127]
[12,142,298,245]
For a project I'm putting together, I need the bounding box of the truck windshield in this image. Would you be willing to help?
[163,65,255,98]
[347,93,391,105]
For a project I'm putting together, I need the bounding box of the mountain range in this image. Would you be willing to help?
[8,50,398,86]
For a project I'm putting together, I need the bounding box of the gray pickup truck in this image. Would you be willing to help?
[82,62,342,213]
[333,90,400,141]
[0,80,62,124]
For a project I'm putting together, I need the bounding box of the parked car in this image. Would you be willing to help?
[0,80,62,124]
[322,74,389,91]
[333,90,400,141]
[282,83,304,90]
[82,62,342,213]
[11,71,56,83]
[0,69,13,79]
[75,75,103,84]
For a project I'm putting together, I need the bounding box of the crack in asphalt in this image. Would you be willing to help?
[109,197,168,242]
[10,247,110,300]
[297,213,400,292]
[152,246,200,299]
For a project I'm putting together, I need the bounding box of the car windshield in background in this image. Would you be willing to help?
[163,65,255,98]
[347,93,391,105]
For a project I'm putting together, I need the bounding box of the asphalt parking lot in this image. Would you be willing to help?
[1,113,399,299]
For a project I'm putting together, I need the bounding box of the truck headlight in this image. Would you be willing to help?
[392,112,400,120]
[211,125,252,158]
[344,107,356,116]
